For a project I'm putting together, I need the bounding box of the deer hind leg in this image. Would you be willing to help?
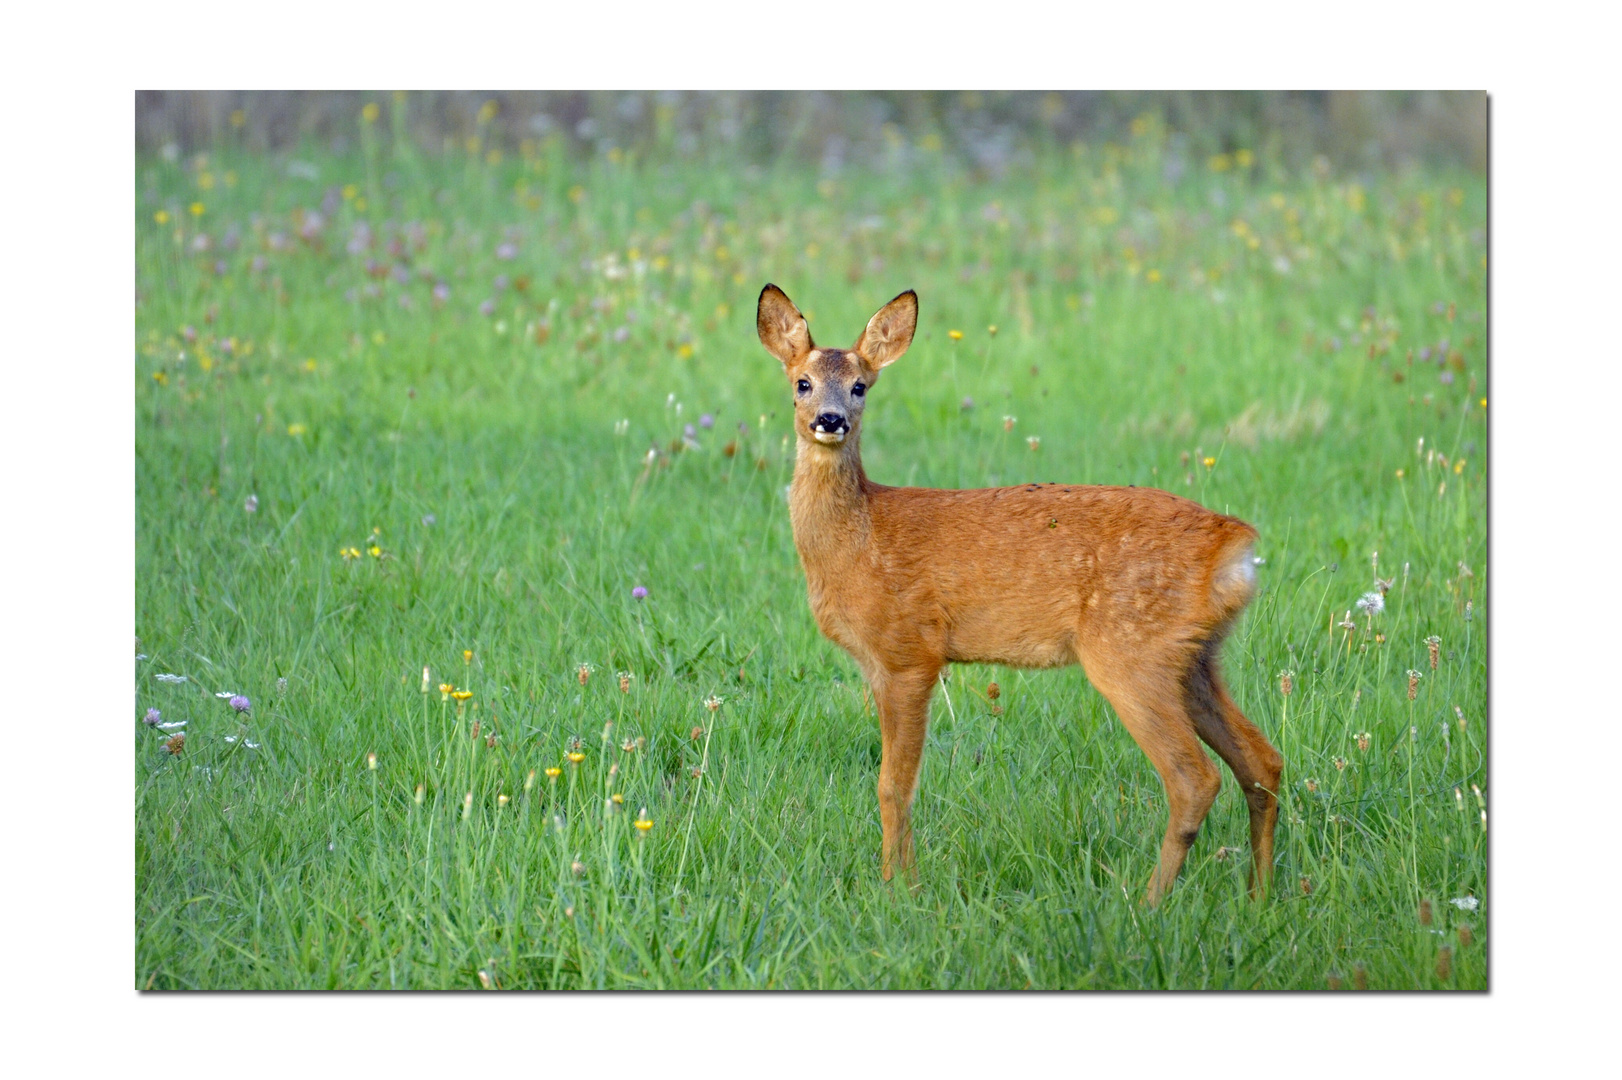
[1184,637,1284,899]
[869,664,940,884]
[1089,660,1223,907]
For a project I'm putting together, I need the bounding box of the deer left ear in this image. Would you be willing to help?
[853,289,918,369]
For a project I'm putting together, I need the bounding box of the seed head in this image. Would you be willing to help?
[1425,635,1441,670]
[1300,876,1312,895]
[1278,670,1294,696]
[704,694,722,712]
[486,734,497,749]
[421,666,431,693]
[1406,669,1422,699]
[1464,600,1473,621]
[577,663,592,686]
[163,734,185,756]
[1356,591,1384,618]
[1003,415,1016,431]
[1458,925,1473,948]
[1333,756,1347,771]
[620,738,637,752]
[1326,970,1343,991]
[470,719,481,740]
[1352,963,1368,990]
[690,726,705,741]
[1355,731,1371,753]
[1419,898,1433,925]
[986,681,1000,701]
[1303,777,1318,794]
[1435,945,1452,980]
[618,672,633,693]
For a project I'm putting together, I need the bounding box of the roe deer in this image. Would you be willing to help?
[756,283,1282,905]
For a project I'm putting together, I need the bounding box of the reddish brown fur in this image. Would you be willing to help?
[757,284,1283,904]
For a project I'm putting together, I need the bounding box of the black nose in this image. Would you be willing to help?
[812,412,849,434]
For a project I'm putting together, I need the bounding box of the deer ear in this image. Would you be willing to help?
[853,289,917,369]
[756,283,814,367]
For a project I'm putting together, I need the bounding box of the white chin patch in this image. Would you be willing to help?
[812,428,846,445]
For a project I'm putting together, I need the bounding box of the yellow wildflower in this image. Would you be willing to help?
[287,423,307,436]
[987,325,998,336]
[1203,457,1216,468]
[1209,153,1233,172]
[189,202,205,217]
[361,102,380,124]
[611,793,625,805]
[463,650,473,664]
[153,210,170,225]
[342,184,358,201]
[439,682,453,700]
[634,809,653,832]
[151,371,168,386]
[451,689,473,701]
[544,766,562,779]
[368,544,382,558]
[948,329,963,340]
[567,751,586,764]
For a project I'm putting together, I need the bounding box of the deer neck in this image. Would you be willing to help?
[789,434,872,572]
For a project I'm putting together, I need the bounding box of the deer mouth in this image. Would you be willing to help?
[811,424,848,445]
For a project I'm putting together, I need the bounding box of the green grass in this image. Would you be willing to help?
[135,113,1486,990]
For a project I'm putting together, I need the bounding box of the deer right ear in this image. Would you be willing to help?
[756,283,814,367]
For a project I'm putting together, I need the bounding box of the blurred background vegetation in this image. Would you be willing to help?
[137,91,1486,175]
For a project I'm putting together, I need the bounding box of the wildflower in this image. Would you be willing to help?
[1333,757,1347,771]
[1027,436,1041,451]
[1003,416,1016,431]
[544,766,562,779]
[618,672,633,693]
[611,792,624,805]
[156,720,187,732]
[154,209,171,225]
[1202,457,1215,468]
[1356,592,1384,618]
[421,666,431,693]
[439,682,453,701]
[1406,670,1422,700]
[571,858,585,875]
[190,201,205,217]
[361,102,380,124]
[470,720,481,740]
[577,663,593,686]
[1278,670,1294,696]
[1299,876,1312,895]
[367,752,378,771]
[987,681,1000,701]
[1303,777,1318,794]
[621,738,637,752]
[287,423,308,437]
[1425,635,1441,670]
[341,546,361,560]
[1355,731,1371,753]
[163,734,185,755]
[154,673,188,684]
[497,793,510,808]
[451,689,473,702]
[368,544,382,558]
[704,694,722,712]
[631,585,649,600]
[567,751,586,764]
[143,708,162,726]
[1337,611,1356,633]
[948,329,964,340]
[690,726,705,741]
[244,494,258,513]
[699,413,715,430]
[277,677,288,694]
[1464,600,1473,621]
[1454,704,1467,731]
[634,808,653,832]
[987,324,998,336]
[229,695,251,714]
[486,734,497,749]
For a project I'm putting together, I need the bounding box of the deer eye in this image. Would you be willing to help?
[796,379,811,395]
[851,382,866,398]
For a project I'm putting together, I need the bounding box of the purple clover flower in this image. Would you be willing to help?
[496,242,518,261]
[432,282,450,303]
[699,413,714,429]
[684,424,696,438]
[143,707,162,726]
[479,299,496,317]
[631,586,649,600]
[228,695,251,714]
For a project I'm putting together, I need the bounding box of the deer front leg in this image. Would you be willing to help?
[871,665,940,884]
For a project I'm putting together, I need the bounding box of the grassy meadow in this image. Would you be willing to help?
[135,105,1487,990]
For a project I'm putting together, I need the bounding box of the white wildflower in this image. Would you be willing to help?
[1355,591,1385,617]
[1450,896,1480,912]
[154,673,188,684]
